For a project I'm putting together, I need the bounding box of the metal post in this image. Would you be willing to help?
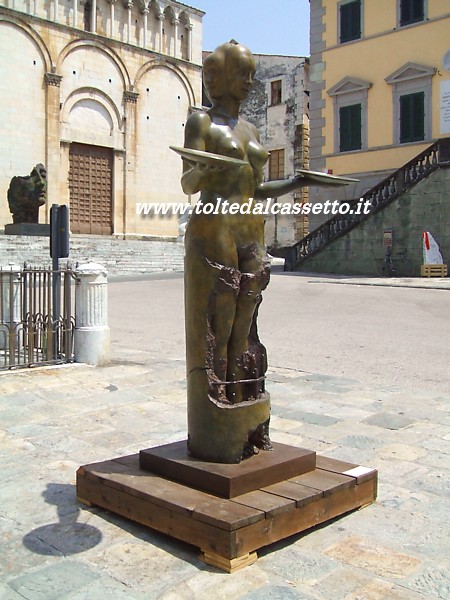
[50,205,61,358]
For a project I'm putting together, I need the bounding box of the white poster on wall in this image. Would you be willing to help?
[441,80,450,135]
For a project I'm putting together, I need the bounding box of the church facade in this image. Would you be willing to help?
[0,0,204,237]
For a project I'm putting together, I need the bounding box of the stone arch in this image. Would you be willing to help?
[57,39,131,90]
[163,4,176,21]
[135,58,196,106]
[178,10,191,27]
[148,0,162,17]
[62,88,122,132]
[61,87,124,149]
[0,14,53,72]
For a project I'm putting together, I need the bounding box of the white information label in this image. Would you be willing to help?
[343,466,375,478]
[440,80,450,135]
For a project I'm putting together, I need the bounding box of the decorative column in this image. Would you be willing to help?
[172,18,179,58]
[44,73,63,215]
[74,263,110,366]
[142,6,149,47]
[53,0,59,22]
[126,0,133,43]
[157,11,164,53]
[91,0,97,33]
[0,265,21,352]
[109,0,116,37]
[186,23,193,61]
[73,0,78,27]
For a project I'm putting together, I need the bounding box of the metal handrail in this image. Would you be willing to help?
[283,138,450,271]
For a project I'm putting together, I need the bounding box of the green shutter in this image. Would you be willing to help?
[340,104,362,152]
[340,1,361,43]
[400,0,424,26]
[400,92,424,143]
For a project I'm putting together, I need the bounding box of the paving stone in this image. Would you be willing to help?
[308,567,373,599]
[7,561,99,599]
[66,577,141,599]
[364,413,414,430]
[324,536,421,579]
[337,434,384,451]
[258,545,338,584]
[241,585,313,600]
[284,409,339,426]
[364,412,416,429]
[0,583,24,600]
[407,563,450,599]
[403,470,450,497]
[85,540,196,597]
[378,443,428,461]
[343,579,428,600]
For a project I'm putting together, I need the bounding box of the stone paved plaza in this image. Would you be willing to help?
[0,274,449,599]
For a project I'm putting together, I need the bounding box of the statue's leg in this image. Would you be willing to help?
[184,228,239,393]
[226,244,270,404]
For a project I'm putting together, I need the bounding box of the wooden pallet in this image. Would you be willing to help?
[421,264,448,277]
[76,448,377,573]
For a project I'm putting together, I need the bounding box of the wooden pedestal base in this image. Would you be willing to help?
[76,447,377,573]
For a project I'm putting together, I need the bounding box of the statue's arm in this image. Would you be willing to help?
[181,112,211,195]
[254,175,307,200]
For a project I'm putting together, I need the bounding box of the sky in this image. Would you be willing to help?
[189,0,311,57]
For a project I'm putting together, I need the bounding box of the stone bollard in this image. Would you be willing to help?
[74,263,110,366]
[0,264,21,351]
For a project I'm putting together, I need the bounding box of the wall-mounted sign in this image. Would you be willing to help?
[383,229,393,247]
[441,80,450,135]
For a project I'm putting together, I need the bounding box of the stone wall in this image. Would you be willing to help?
[298,166,450,276]
[240,54,310,248]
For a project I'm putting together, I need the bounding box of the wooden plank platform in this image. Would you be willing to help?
[76,450,377,573]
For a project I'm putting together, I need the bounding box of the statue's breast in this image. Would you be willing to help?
[207,123,245,161]
[247,140,269,171]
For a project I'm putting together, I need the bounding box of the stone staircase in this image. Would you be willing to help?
[280,138,450,273]
[0,234,185,276]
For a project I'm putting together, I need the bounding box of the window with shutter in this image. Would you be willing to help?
[340,0,361,43]
[400,0,424,26]
[339,104,362,152]
[399,92,425,143]
[270,80,282,106]
[268,149,285,180]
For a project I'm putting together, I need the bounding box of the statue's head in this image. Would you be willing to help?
[204,40,255,102]
[203,45,227,101]
[28,164,47,204]
[7,163,47,224]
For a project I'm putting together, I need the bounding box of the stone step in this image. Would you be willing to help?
[0,234,185,276]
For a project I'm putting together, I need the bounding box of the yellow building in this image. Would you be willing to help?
[309,0,450,230]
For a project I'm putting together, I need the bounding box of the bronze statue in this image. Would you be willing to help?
[7,164,47,224]
[177,41,351,464]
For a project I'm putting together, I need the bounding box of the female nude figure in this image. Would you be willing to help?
[181,41,328,462]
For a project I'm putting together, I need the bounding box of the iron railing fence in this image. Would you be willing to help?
[0,264,76,370]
